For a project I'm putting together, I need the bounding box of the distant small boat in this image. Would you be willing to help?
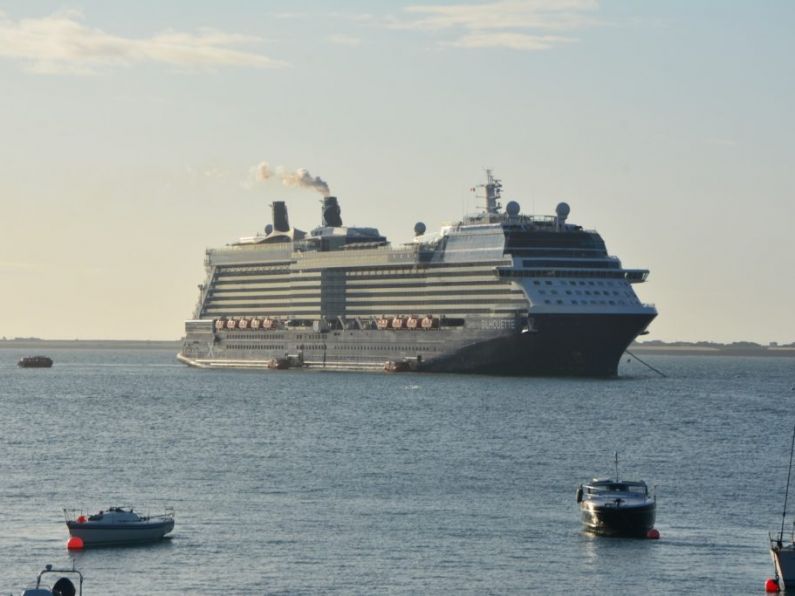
[384,360,411,373]
[21,563,83,596]
[577,454,656,537]
[770,425,795,589]
[267,357,289,369]
[17,355,53,368]
[64,506,174,547]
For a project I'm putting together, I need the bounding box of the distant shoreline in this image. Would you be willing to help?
[628,345,795,358]
[0,339,181,350]
[1,338,794,357]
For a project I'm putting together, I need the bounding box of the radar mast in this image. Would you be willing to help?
[481,169,502,215]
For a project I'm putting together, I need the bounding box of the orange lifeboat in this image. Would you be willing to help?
[214,319,225,331]
[262,318,273,330]
[376,318,389,330]
[226,319,237,330]
[421,316,437,329]
[406,317,418,329]
[391,317,404,330]
[239,318,249,329]
[250,318,261,329]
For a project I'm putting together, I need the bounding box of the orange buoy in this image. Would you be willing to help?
[67,536,84,550]
[77,515,87,524]
[765,578,780,592]
[646,528,660,540]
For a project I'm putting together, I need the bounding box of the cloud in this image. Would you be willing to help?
[0,9,287,74]
[392,0,600,51]
[446,32,575,50]
[328,34,362,47]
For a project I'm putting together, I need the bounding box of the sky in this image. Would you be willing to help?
[0,1,793,343]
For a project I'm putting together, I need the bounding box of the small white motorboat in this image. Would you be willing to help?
[64,506,174,547]
[20,563,83,596]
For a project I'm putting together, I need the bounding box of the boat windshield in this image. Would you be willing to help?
[586,482,647,495]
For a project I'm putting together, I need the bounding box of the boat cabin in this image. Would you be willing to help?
[584,479,649,495]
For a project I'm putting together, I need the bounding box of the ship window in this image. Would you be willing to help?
[609,300,615,305]
[556,300,563,304]
[544,300,551,304]
[565,290,571,295]
[572,300,578,304]
[545,281,552,285]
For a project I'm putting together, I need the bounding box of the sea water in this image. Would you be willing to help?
[0,347,792,594]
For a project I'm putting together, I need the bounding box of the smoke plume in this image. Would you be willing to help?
[255,161,272,181]
[251,161,331,196]
[280,167,330,196]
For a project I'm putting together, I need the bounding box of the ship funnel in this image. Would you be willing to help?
[322,196,343,227]
[272,201,290,232]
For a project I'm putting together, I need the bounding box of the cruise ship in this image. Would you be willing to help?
[178,172,656,375]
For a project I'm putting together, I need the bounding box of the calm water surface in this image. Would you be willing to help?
[1,347,793,594]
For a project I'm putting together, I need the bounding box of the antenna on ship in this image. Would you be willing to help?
[471,170,502,221]
[483,169,502,215]
[615,451,620,481]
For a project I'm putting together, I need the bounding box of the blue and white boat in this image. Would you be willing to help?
[64,506,174,546]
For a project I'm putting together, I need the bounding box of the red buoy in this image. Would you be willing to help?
[67,536,84,550]
[77,515,87,524]
[646,528,660,540]
[765,578,780,593]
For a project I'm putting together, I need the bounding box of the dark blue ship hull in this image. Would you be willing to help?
[420,313,655,377]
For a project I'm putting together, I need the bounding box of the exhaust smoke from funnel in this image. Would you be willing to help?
[280,167,330,196]
[252,161,331,196]
[255,161,272,182]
